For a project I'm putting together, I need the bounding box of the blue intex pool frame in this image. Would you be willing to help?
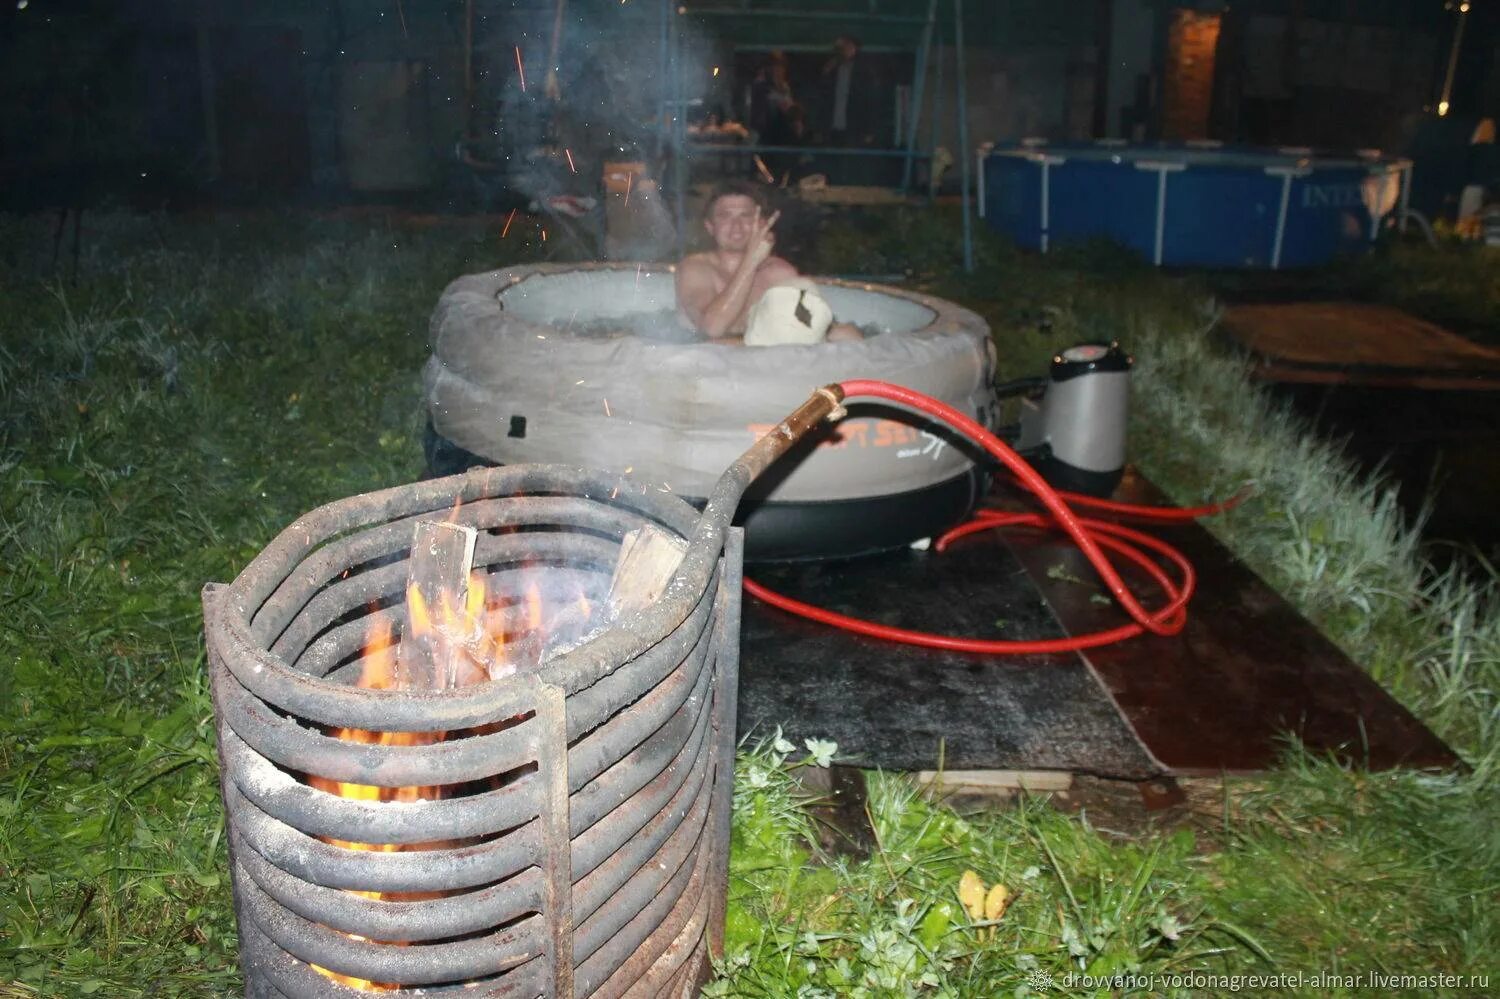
[981,140,1413,269]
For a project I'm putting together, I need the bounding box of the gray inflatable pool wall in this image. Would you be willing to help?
[423,264,997,560]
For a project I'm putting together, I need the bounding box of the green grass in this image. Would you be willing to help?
[1352,239,1500,347]
[2,209,1497,996]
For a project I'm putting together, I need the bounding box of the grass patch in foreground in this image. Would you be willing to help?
[1,211,1496,996]
[715,737,1266,997]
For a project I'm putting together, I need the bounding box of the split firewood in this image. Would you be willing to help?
[396,520,481,690]
[606,522,688,622]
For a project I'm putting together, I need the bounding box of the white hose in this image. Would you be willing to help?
[1403,208,1439,247]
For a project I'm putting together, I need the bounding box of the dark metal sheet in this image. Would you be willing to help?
[739,468,1459,778]
[738,534,1163,779]
[999,469,1461,775]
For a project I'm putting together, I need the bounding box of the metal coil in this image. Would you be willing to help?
[205,464,743,997]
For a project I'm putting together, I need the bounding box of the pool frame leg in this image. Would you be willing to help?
[1264,164,1310,270]
[1133,161,1186,267]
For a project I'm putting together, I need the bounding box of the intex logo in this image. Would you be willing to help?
[1301,184,1364,209]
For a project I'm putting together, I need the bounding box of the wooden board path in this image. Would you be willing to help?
[1221,301,1500,390]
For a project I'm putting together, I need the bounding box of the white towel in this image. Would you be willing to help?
[744,279,833,346]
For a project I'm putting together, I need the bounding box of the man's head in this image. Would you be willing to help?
[702,181,767,253]
[833,35,859,62]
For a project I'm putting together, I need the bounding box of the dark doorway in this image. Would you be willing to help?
[213,27,311,194]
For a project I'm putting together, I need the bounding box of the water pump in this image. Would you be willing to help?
[1013,341,1133,497]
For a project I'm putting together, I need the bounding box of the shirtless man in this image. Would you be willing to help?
[676,181,863,343]
[675,182,796,340]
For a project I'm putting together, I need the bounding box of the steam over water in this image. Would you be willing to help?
[569,308,700,343]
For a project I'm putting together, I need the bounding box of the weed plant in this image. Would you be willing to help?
[1,210,1496,996]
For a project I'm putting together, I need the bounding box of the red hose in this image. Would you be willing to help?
[1049,486,1251,522]
[741,379,1245,655]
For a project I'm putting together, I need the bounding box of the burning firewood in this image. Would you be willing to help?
[396,520,480,690]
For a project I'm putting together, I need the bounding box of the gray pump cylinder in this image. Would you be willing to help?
[1017,341,1133,495]
[1039,370,1130,473]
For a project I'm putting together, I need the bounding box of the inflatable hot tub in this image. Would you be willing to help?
[982,140,1412,269]
[422,264,997,561]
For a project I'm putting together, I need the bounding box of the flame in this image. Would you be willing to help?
[307,550,604,990]
[465,571,486,626]
[307,577,473,991]
[307,613,446,845]
[406,584,432,639]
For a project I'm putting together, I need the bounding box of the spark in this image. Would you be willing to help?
[603,397,612,417]
[610,486,619,499]
[514,45,526,92]
[565,148,576,173]
[624,466,633,474]
[541,228,548,242]
[635,263,643,289]
[575,379,585,385]
[502,207,517,237]
[753,154,775,184]
[624,171,633,206]
[712,66,719,77]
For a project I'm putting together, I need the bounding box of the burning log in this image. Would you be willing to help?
[396,520,480,691]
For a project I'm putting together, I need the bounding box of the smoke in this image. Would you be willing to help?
[471,5,724,259]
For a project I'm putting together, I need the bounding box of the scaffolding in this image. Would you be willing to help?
[659,0,976,272]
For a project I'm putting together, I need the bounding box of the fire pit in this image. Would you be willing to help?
[204,391,841,996]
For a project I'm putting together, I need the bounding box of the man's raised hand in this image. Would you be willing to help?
[748,208,781,266]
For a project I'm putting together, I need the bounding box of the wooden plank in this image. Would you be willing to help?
[915,769,1075,793]
[607,523,687,621]
[1221,301,1500,390]
[1244,360,1500,391]
[396,520,478,691]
